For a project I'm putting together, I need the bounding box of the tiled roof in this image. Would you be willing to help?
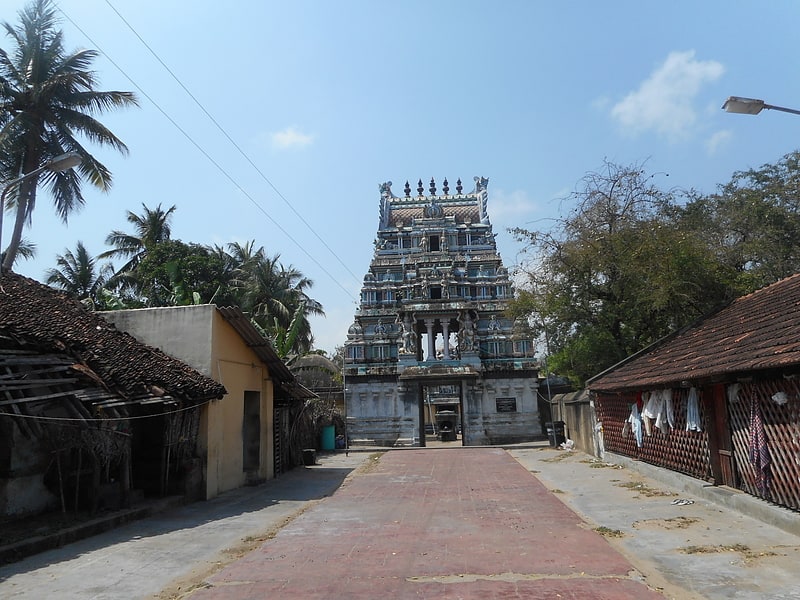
[0,272,226,402]
[389,205,481,226]
[589,273,800,392]
[216,306,316,400]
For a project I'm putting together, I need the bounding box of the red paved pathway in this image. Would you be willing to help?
[189,448,665,599]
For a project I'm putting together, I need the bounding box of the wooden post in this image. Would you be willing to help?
[74,448,82,512]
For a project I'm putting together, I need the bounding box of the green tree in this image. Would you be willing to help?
[510,160,731,385]
[101,203,176,274]
[681,149,800,294]
[205,241,325,356]
[0,236,35,267]
[0,0,137,270]
[244,253,324,355]
[204,240,266,307]
[133,239,227,307]
[45,240,112,309]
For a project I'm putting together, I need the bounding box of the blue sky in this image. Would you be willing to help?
[4,0,800,354]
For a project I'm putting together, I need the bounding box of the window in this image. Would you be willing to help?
[430,236,440,251]
[369,345,391,360]
[514,340,531,356]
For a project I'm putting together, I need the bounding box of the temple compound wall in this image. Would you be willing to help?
[344,177,540,447]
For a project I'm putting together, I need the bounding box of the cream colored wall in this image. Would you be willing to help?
[209,310,275,494]
[103,305,216,377]
[102,306,275,500]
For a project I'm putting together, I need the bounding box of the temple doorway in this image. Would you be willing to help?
[422,384,463,444]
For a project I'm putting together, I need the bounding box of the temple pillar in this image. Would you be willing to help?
[424,318,436,360]
[441,320,451,359]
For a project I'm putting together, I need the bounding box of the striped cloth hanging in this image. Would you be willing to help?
[748,396,771,498]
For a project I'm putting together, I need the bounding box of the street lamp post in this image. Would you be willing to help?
[722,96,800,116]
[0,152,82,275]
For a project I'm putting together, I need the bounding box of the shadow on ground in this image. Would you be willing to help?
[0,457,359,571]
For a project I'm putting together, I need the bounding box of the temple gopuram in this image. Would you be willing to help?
[344,176,540,446]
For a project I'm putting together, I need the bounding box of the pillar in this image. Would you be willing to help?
[424,318,436,360]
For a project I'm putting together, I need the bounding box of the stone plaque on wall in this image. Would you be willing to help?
[496,397,517,412]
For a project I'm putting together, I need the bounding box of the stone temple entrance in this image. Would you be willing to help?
[343,176,541,447]
[423,384,462,444]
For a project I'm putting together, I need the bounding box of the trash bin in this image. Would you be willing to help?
[302,449,316,465]
[320,425,335,451]
[546,421,566,447]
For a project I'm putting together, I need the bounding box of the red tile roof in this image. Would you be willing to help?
[389,205,481,226]
[0,272,226,402]
[589,273,800,392]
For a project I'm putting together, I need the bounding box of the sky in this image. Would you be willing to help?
[3,0,800,355]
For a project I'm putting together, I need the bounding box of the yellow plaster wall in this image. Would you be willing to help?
[101,306,276,501]
[208,311,275,497]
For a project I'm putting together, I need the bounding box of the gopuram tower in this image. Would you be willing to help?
[344,177,540,446]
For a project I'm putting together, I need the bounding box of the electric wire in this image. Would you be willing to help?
[102,0,362,288]
[54,4,360,304]
[0,398,212,423]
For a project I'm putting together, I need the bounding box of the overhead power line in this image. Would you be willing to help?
[55,2,361,304]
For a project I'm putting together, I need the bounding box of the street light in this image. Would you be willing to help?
[722,96,800,116]
[0,151,82,275]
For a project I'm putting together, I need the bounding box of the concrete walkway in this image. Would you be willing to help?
[511,446,800,599]
[188,447,665,599]
[0,452,371,599]
[2,444,799,599]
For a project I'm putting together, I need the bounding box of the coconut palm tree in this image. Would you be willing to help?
[245,254,324,355]
[45,240,113,309]
[101,203,176,274]
[204,240,265,306]
[226,240,265,272]
[0,236,35,266]
[0,0,138,271]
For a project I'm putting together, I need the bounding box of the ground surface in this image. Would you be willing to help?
[2,444,800,599]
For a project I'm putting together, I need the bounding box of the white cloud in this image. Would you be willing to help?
[611,50,724,141]
[705,129,732,155]
[271,126,314,149]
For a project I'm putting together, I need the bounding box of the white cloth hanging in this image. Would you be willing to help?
[655,389,674,433]
[727,383,741,404]
[686,387,702,432]
[641,391,659,436]
[627,403,643,447]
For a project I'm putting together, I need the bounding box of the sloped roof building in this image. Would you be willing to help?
[344,177,539,446]
[588,273,800,511]
[0,272,225,516]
